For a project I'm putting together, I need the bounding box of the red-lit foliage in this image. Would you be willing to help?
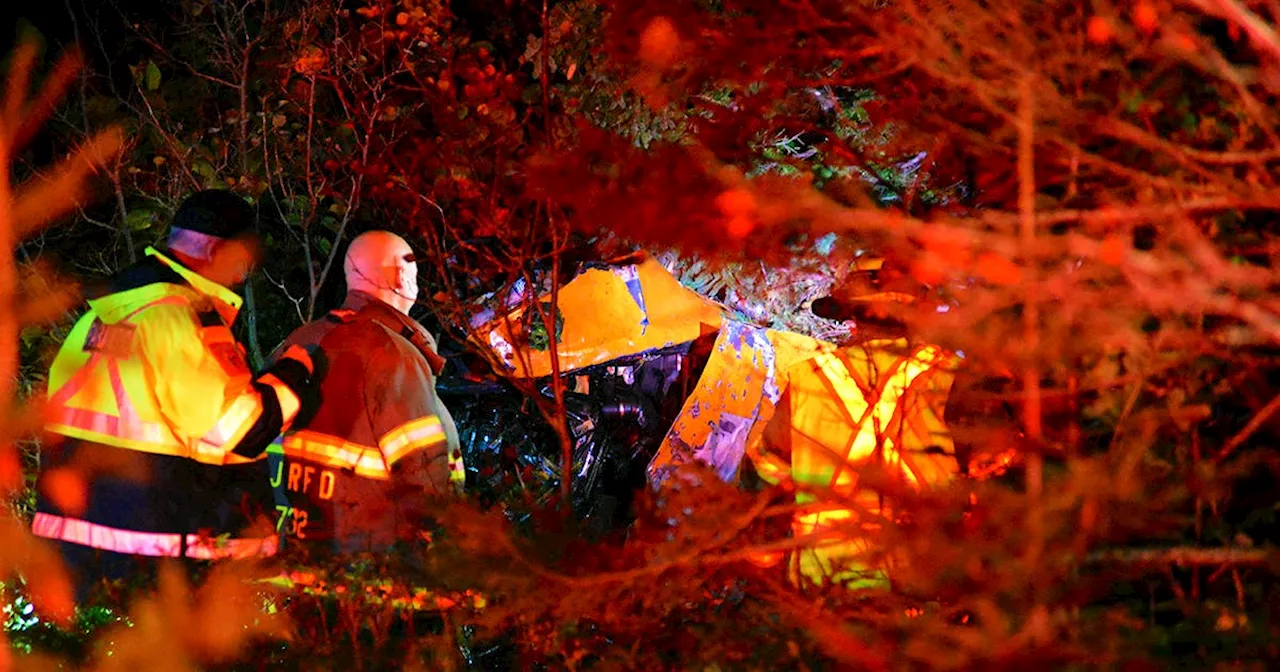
[3,0,1280,669]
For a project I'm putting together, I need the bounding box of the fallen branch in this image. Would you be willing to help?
[1086,547,1275,568]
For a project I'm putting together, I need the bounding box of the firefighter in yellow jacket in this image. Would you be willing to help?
[749,337,960,589]
[747,278,962,590]
[268,230,462,559]
[32,190,318,597]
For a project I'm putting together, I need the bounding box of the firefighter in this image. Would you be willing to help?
[268,230,462,558]
[32,190,319,598]
[750,339,960,589]
[747,267,962,590]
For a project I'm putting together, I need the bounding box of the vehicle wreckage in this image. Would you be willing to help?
[439,250,1017,562]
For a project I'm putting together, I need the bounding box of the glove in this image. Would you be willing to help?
[258,344,322,431]
[274,344,315,379]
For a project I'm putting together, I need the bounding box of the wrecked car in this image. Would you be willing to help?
[438,249,1000,573]
[438,253,724,532]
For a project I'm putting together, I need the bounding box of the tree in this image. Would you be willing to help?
[7,0,1280,668]
[515,0,1280,666]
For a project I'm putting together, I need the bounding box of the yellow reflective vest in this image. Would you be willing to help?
[645,320,961,589]
[751,338,960,589]
[33,248,289,562]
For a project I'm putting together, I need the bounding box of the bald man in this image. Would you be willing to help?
[266,230,462,558]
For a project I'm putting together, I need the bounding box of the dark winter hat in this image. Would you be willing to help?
[171,189,256,239]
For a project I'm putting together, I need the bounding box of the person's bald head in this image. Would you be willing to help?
[344,230,419,315]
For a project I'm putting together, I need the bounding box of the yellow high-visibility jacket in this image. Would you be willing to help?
[750,338,960,589]
[33,247,303,563]
[643,319,960,589]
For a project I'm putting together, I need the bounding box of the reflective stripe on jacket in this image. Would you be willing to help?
[269,291,461,556]
[31,512,277,559]
[34,247,281,560]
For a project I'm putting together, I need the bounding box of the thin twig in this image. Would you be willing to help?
[1213,392,1280,464]
[1087,547,1274,567]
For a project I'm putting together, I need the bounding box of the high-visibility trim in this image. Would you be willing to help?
[44,292,266,465]
[32,512,279,559]
[45,419,262,466]
[46,403,265,466]
[45,296,188,411]
[107,358,138,424]
[377,416,446,467]
[282,430,390,480]
[449,450,466,488]
[33,512,183,557]
[44,351,175,455]
[260,375,302,431]
[184,534,279,560]
[145,247,243,314]
[196,391,264,459]
[46,408,170,447]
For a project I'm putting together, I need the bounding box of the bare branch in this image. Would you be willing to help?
[1087,547,1275,567]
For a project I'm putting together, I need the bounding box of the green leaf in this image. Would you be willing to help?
[1124,91,1143,115]
[125,208,157,232]
[526,302,564,351]
[289,195,310,219]
[145,61,162,91]
[19,326,43,349]
[192,159,217,181]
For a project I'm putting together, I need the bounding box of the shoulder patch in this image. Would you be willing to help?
[83,319,137,358]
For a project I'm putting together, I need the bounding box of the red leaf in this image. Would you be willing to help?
[0,446,21,493]
[1087,17,1114,46]
[1099,234,1126,266]
[975,252,1022,286]
[28,568,76,627]
[42,467,88,517]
